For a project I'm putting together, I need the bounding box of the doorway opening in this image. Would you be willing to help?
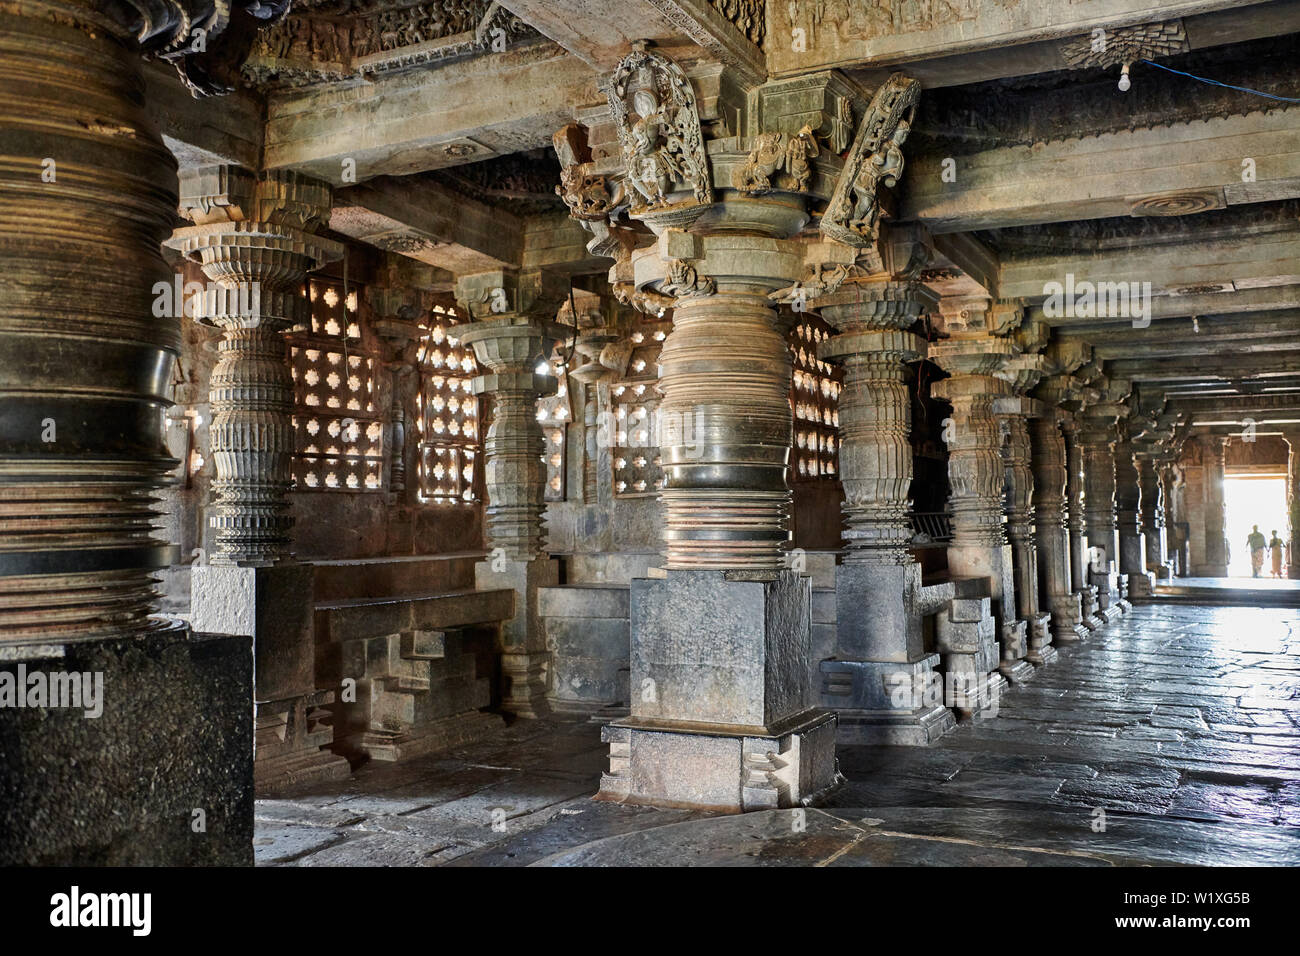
[1224,475,1289,578]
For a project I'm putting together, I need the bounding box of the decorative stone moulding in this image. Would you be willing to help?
[1059,19,1190,70]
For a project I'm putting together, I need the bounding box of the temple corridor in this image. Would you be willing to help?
[256,603,1300,867]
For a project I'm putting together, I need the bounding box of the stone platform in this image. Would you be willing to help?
[257,603,1300,866]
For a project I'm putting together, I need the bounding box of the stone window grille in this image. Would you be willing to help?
[416,305,481,505]
[612,320,671,497]
[788,316,841,481]
[536,350,570,501]
[288,278,384,492]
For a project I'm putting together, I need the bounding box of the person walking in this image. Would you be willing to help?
[1269,529,1285,578]
[1247,525,1267,578]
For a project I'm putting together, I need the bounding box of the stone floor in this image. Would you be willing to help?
[256,603,1300,866]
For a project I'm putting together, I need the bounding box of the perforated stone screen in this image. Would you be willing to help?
[789,315,841,482]
[536,353,569,501]
[289,279,384,492]
[612,320,670,498]
[416,305,482,505]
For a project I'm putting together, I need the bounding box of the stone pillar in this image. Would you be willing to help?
[0,0,259,861]
[560,49,855,810]
[0,4,186,642]
[168,166,349,791]
[1078,405,1126,621]
[930,298,1025,699]
[456,270,568,719]
[1197,435,1230,577]
[1138,454,1171,582]
[1115,436,1153,598]
[993,351,1055,665]
[1030,410,1087,643]
[1062,418,1102,629]
[815,280,955,745]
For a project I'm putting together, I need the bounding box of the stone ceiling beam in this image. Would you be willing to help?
[500,0,765,82]
[1060,313,1300,360]
[1000,234,1300,303]
[771,0,1296,87]
[331,177,522,276]
[1108,350,1300,382]
[144,62,263,172]
[264,41,600,184]
[1027,285,1300,325]
[904,110,1300,234]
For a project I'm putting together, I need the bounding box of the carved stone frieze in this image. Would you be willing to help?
[242,0,539,87]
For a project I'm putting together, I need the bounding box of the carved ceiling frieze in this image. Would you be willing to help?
[242,0,540,87]
[1059,19,1189,71]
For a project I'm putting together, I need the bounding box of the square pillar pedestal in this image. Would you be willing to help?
[598,569,842,812]
[191,563,350,793]
[820,563,956,745]
[475,556,559,718]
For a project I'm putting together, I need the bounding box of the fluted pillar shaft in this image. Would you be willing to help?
[819,283,926,567]
[1031,415,1085,642]
[168,167,341,565]
[1079,419,1120,611]
[1115,438,1151,597]
[0,2,182,641]
[1138,455,1169,580]
[1287,433,1300,579]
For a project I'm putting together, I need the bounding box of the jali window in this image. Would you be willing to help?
[788,316,841,481]
[612,319,671,497]
[536,351,570,501]
[288,279,384,491]
[416,305,481,504]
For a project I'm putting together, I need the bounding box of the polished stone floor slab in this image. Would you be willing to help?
[259,603,1300,866]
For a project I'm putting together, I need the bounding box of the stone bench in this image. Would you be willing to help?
[315,587,514,762]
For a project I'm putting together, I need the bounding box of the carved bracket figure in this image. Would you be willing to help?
[821,73,920,250]
[660,259,716,298]
[607,43,712,222]
[553,123,627,221]
[733,124,819,194]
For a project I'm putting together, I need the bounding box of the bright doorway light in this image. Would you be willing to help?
[1224,475,1288,578]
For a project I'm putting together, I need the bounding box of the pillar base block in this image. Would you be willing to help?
[595,711,843,812]
[500,651,551,719]
[1029,644,1059,666]
[355,711,506,762]
[254,745,351,795]
[999,657,1036,684]
[819,654,956,746]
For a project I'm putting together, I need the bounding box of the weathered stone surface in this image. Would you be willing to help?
[0,628,253,865]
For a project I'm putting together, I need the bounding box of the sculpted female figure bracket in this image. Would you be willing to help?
[607,45,713,223]
[821,72,920,251]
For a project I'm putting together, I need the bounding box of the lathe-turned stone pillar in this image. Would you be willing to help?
[168,165,349,791]
[1138,453,1171,582]
[456,270,568,719]
[1062,418,1102,629]
[1115,436,1153,598]
[1197,435,1230,577]
[930,298,1025,701]
[1029,403,1087,644]
[0,3,188,643]
[1078,406,1126,621]
[995,347,1055,666]
[815,279,955,745]
[0,0,258,862]
[561,48,865,809]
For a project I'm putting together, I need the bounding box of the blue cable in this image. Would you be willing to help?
[1141,59,1300,103]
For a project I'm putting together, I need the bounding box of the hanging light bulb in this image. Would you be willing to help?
[1118,63,1132,92]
